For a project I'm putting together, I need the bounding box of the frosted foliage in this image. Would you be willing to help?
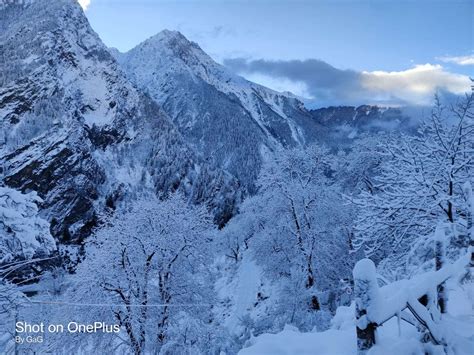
[354,94,474,276]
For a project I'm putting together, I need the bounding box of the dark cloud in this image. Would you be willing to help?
[223,58,367,106]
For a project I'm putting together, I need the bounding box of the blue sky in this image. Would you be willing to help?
[80,0,473,107]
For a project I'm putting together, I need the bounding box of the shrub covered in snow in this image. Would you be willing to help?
[0,186,55,263]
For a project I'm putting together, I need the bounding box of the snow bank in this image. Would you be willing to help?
[216,256,263,335]
[239,326,356,355]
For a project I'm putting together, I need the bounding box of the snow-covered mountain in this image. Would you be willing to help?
[0,0,417,244]
[113,31,322,191]
[112,31,417,187]
[0,0,239,242]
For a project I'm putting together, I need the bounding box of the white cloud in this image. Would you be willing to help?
[361,64,471,105]
[78,0,91,10]
[438,54,474,66]
[242,72,314,99]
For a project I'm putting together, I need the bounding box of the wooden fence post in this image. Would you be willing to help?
[353,259,379,354]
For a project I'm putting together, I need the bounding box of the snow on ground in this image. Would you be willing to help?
[238,278,474,355]
[239,326,355,355]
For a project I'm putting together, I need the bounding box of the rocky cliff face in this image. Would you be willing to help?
[0,0,239,243]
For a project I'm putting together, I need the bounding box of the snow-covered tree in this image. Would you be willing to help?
[67,193,219,354]
[223,146,354,332]
[0,186,55,354]
[353,92,474,276]
[0,186,55,264]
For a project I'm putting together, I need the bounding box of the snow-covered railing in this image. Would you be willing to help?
[353,249,472,354]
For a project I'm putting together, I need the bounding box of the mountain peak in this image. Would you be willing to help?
[116,28,322,190]
[148,30,193,48]
[157,29,186,40]
[138,29,209,65]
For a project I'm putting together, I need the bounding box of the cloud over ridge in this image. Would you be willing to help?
[224,58,472,107]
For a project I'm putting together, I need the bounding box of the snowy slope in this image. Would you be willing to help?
[113,30,322,191]
[215,255,265,336]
